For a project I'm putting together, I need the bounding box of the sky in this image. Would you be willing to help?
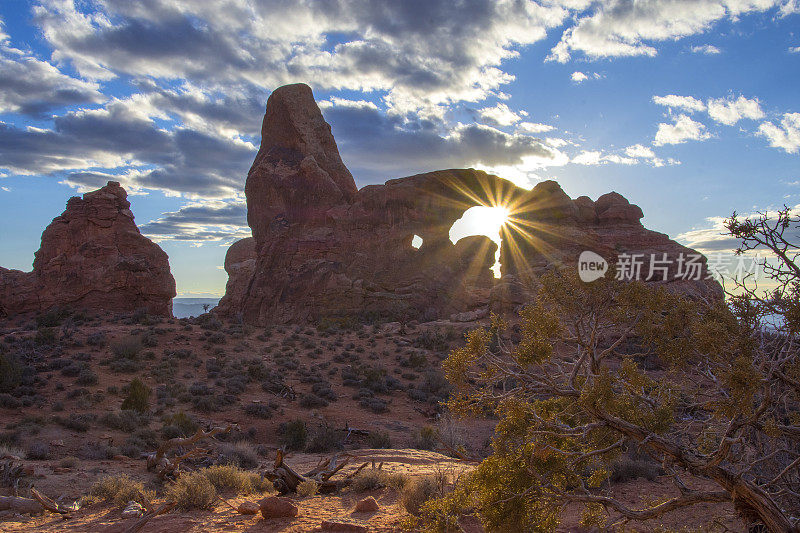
[0,0,798,297]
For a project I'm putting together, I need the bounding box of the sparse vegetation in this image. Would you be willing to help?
[88,473,154,506]
[121,378,150,412]
[166,471,217,510]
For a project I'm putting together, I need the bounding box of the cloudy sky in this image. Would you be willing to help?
[0,0,798,297]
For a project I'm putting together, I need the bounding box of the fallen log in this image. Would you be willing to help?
[146,424,235,478]
[264,449,369,495]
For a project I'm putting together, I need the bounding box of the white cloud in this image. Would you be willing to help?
[547,0,786,63]
[757,113,800,154]
[571,71,589,82]
[789,46,800,53]
[517,121,554,133]
[0,186,9,192]
[652,94,706,113]
[691,44,721,54]
[654,114,712,146]
[706,95,764,125]
[625,144,656,159]
[571,71,602,83]
[572,149,637,166]
[478,102,522,126]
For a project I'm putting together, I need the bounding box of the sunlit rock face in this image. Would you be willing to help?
[0,181,176,317]
[218,83,721,324]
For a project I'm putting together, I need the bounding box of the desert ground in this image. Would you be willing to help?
[0,309,746,532]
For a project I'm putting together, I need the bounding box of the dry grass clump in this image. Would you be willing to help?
[201,464,272,494]
[401,474,447,516]
[350,468,410,492]
[166,471,217,510]
[88,473,154,506]
[297,479,319,497]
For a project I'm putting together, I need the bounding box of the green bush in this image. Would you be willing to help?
[280,419,308,451]
[0,353,23,393]
[121,378,151,413]
[367,430,392,449]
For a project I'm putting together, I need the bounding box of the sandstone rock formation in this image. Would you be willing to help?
[217,83,721,324]
[0,181,176,317]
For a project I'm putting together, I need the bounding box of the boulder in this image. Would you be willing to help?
[321,519,369,532]
[0,181,176,317]
[354,496,380,512]
[237,501,260,515]
[258,496,298,519]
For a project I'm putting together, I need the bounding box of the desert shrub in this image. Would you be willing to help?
[162,411,198,436]
[111,337,142,360]
[26,441,50,460]
[166,471,217,510]
[86,332,106,347]
[367,431,392,449]
[305,425,342,453]
[75,367,99,385]
[244,402,273,419]
[359,397,389,413]
[121,378,150,412]
[299,393,328,409]
[78,442,116,460]
[0,354,24,393]
[208,332,226,344]
[350,469,385,492]
[36,308,69,328]
[121,429,158,458]
[217,441,259,469]
[0,393,21,408]
[412,426,438,451]
[200,464,270,494]
[56,413,95,432]
[59,456,78,468]
[0,443,25,459]
[280,419,308,451]
[61,362,84,377]
[89,473,153,506]
[401,475,445,516]
[34,327,58,345]
[297,480,319,497]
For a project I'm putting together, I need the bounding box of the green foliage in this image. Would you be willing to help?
[280,419,308,451]
[0,353,23,393]
[424,269,785,531]
[121,378,151,413]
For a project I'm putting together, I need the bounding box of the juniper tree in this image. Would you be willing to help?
[421,207,800,531]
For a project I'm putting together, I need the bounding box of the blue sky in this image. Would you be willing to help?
[0,0,798,296]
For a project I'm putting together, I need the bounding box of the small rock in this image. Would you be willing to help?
[237,501,260,515]
[321,519,368,532]
[354,496,379,512]
[121,501,144,519]
[258,496,298,518]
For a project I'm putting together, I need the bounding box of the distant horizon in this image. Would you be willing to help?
[1,1,798,295]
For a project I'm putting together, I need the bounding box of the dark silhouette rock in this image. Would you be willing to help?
[0,181,176,317]
[216,83,721,324]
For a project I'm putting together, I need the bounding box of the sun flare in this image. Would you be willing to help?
[449,205,510,278]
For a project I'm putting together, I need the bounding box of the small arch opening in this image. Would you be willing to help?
[411,234,423,249]
[449,205,508,278]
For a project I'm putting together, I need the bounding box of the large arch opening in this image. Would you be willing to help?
[448,205,508,278]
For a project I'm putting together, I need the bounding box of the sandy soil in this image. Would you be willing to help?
[0,312,746,532]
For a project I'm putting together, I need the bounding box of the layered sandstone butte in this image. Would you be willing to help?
[217,83,720,324]
[0,181,176,317]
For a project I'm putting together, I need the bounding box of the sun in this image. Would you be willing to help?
[448,205,510,277]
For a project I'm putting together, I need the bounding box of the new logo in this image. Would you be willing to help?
[578,251,608,282]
